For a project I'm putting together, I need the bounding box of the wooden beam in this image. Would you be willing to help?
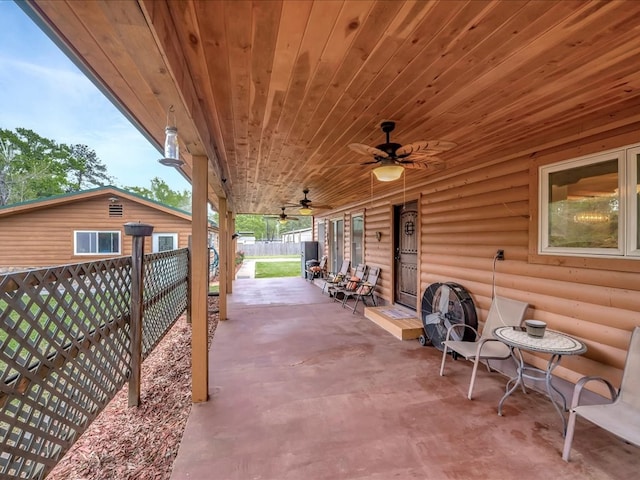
[218,196,228,321]
[191,154,208,403]
[227,213,235,294]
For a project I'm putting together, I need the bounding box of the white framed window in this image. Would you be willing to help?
[628,146,640,256]
[152,233,178,252]
[539,144,640,259]
[74,231,121,255]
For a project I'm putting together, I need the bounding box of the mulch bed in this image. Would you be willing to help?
[47,295,220,480]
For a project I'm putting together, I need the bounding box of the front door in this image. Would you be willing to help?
[394,201,418,309]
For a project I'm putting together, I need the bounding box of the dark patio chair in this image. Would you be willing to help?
[306,256,327,282]
[339,266,381,314]
[322,260,350,294]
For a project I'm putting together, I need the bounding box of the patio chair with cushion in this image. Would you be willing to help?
[439,296,529,400]
[306,256,327,282]
[562,325,640,461]
[330,263,367,300]
[339,266,381,314]
[322,260,350,294]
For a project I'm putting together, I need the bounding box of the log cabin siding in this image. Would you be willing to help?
[344,214,351,265]
[317,131,640,391]
[0,195,193,269]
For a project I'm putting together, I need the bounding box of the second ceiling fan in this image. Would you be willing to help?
[265,207,299,225]
[286,188,331,216]
[348,121,457,181]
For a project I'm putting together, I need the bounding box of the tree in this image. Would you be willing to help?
[0,139,15,206]
[126,177,191,211]
[235,214,268,240]
[0,128,114,205]
[279,215,312,233]
[0,128,68,203]
[233,213,312,241]
[65,144,114,191]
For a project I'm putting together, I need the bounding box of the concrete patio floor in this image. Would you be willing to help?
[171,277,638,479]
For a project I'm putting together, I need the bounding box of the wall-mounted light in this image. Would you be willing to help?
[108,196,119,203]
[158,105,184,167]
[375,231,382,242]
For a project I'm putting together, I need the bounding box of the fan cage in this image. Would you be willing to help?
[421,282,477,350]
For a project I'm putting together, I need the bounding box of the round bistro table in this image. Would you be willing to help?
[493,325,587,435]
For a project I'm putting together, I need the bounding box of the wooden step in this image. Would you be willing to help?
[364,306,423,341]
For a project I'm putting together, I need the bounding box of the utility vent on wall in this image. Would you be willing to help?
[109,204,123,217]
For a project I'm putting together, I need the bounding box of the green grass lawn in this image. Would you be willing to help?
[254,261,300,278]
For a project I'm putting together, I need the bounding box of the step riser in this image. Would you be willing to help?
[364,307,423,340]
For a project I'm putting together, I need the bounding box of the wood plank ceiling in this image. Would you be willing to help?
[23,0,640,214]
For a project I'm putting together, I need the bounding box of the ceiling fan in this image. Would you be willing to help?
[265,207,299,225]
[348,121,457,181]
[286,188,331,216]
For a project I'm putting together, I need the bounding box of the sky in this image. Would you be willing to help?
[0,1,191,193]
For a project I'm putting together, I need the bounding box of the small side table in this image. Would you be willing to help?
[493,325,587,434]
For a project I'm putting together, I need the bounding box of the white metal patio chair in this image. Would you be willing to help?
[562,326,640,461]
[439,295,529,400]
[340,266,380,313]
[321,260,350,294]
[329,263,367,299]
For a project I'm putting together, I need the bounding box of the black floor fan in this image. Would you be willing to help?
[419,282,477,351]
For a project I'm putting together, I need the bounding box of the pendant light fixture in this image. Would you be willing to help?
[158,105,184,167]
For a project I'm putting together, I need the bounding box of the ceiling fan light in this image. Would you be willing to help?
[299,206,313,216]
[278,218,288,225]
[373,164,404,181]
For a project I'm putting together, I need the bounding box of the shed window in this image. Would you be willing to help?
[539,144,640,258]
[74,231,121,255]
[152,233,178,252]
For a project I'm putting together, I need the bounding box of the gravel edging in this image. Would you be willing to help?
[47,296,219,480]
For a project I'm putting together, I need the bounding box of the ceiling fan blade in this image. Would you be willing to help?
[402,157,446,170]
[360,160,381,166]
[396,140,457,157]
[308,204,332,209]
[348,143,389,158]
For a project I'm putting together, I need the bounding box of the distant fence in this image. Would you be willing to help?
[239,242,301,257]
[0,248,189,479]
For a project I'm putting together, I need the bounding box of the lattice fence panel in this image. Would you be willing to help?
[0,258,131,479]
[141,248,189,358]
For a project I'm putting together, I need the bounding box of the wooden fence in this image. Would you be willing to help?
[0,248,189,479]
[239,242,302,257]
